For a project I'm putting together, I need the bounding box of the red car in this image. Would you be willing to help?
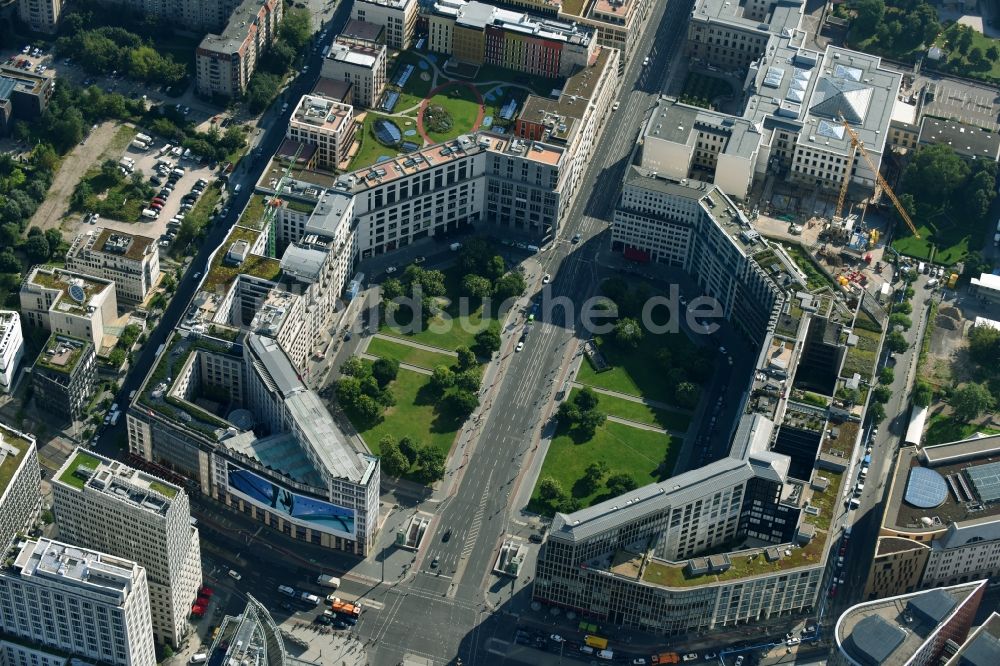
[151,197,165,206]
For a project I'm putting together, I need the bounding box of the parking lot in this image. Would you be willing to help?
[918,73,1000,130]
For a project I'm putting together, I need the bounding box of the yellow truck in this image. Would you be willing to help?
[585,635,608,649]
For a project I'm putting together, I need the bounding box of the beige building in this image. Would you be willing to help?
[558,0,653,70]
[52,449,203,649]
[287,95,357,170]
[351,0,417,49]
[20,266,118,351]
[321,40,386,109]
[95,0,242,32]
[195,0,283,98]
[864,436,1000,601]
[66,228,161,306]
[17,0,62,33]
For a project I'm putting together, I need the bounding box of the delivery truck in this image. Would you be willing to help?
[328,598,361,617]
[316,574,341,589]
[584,636,608,649]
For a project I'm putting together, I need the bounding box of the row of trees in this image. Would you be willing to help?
[900,144,998,225]
[54,26,186,86]
[456,238,528,303]
[245,9,312,112]
[378,435,446,484]
[538,465,639,515]
[849,0,940,55]
[427,345,482,420]
[556,387,607,442]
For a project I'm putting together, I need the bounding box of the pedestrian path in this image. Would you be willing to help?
[371,332,457,356]
[359,352,432,376]
[568,381,691,415]
[605,414,685,438]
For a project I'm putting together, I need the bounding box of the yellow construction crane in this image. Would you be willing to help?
[833,115,920,239]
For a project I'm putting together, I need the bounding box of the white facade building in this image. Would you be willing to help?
[287,95,357,170]
[351,0,417,49]
[19,267,118,351]
[51,450,202,648]
[65,228,161,306]
[0,311,24,393]
[0,423,40,554]
[0,538,155,666]
[320,40,387,108]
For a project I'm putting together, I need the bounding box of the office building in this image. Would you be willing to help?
[287,94,357,170]
[0,423,40,554]
[320,40,386,109]
[834,580,986,666]
[17,0,62,33]
[0,538,155,666]
[51,449,202,648]
[0,64,53,136]
[0,311,24,392]
[864,436,1000,601]
[19,266,118,351]
[66,228,161,307]
[557,0,654,69]
[944,611,1000,666]
[30,334,96,422]
[351,0,417,49]
[339,18,386,48]
[427,0,596,78]
[686,0,802,70]
[917,118,1000,162]
[0,639,79,666]
[196,0,284,98]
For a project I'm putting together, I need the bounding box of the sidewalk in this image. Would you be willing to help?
[568,381,691,415]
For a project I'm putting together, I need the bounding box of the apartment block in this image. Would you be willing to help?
[0,311,24,392]
[0,639,79,666]
[834,580,986,666]
[19,266,117,351]
[51,450,201,648]
[557,0,654,69]
[287,95,357,170]
[17,0,62,33]
[66,228,161,306]
[428,0,596,78]
[864,436,1000,601]
[94,0,242,32]
[0,423,40,554]
[0,538,155,666]
[30,335,96,422]
[351,0,417,49]
[196,0,283,98]
[340,18,387,48]
[321,40,387,108]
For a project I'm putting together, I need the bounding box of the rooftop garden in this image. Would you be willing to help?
[147,479,178,498]
[805,469,843,532]
[285,198,316,215]
[202,226,281,293]
[0,432,31,494]
[58,451,103,490]
[841,327,882,382]
[780,243,835,292]
[35,335,86,374]
[239,194,268,230]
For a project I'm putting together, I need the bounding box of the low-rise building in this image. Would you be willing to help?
[19,266,118,351]
[0,423,41,554]
[320,39,387,108]
[917,118,1000,162]
[970,272,1000,306]
[30,334,97,422]
[0,64,53,135]
[834,580,986,666]
[0,311,24,392]
[17,0,62,33]
[0,538,156,666]
[66,228,161,307]
[287,94,357,170]
[195,0,283,98]
[351,0,417,49]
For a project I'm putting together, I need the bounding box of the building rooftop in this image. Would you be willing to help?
[328,40,383,69]
[519,47,612,132]
[945,612,1000,666]
[25,266,113,317]
[312,76,353,102]
[290,95,353,134]
[0,64,49,96]
[836,580,987,666]
[645,97,762,160]
[919,118,1000,161]
[0,422,33,500]
[206,595,290,665]
[198,0,276,55]
[691,0,803,33]
[54,448,181,512]
[11,537,142,605]
[85,228,156,262]
[434,0,593,45]
[34,334,90,375]
[885,442,1000,535]
[341,18,385,44]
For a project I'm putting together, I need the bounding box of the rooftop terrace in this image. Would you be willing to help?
[26,267,111,317]
[35,334,89,375]
[56,448,181,508]
[0,423,33,498]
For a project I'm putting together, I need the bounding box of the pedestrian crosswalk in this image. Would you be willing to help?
[461,480,491,561]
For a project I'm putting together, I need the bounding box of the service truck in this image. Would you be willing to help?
[596,650,614,661]
[585,636,608,650]
[652,654,680,665]
[328,598,361,617]
[316,574,341,589]
[135,133,153,144]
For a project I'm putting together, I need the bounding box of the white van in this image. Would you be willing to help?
[189,653,208,664]
[926,278,939,289]
[141,209,158,219]
[917,261,926,274]
[233,183,242,195]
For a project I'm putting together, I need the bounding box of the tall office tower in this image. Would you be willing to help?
[51,449,202,648]
[0,538,155,666]
[0,422,41,552]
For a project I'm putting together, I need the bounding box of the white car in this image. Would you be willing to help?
[515,341,525,352]
[786,637,801,647]
[542,273,551,284]
[385,265,397,274]
[227,570,242,581]
[643,56,650,66]
[550,634,564,643]
[683,654,699,662]
[613,101,620,111]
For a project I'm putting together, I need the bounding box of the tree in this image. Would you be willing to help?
[107,348,127,367]
[969,47,985,66]
[956,25,974,55]
[430,365,455,394]
[279,8,313,51]
[886,331,909,354]
[853,0,885,39]
[606,473,638,497]
[336,376,363,407]
[485,255,506,281]
[614,317,643,348]
[455,346,476,371]
[869,401,887,424]
[913,382,933,407]
[474,327,501,356]
[951,382,996,422]
[398,437,419,465]
[443,388,479,418]
[246,72,282,113]
[454,369,480,393]
[461,273,492,299]
[44,228,63,256]
[414,446,446,483]
[872,385,892,404]
[23,235,50,263]
[371,357,400,388]
[557,401,580,424]
[0,248,20,273]
[889,313,912,330]
[879,367,895,385]
[675,382,701,409]
[539,476,565,502]
[988,46,1000,61]
[838,387,862,405]
[381,277,404,301]
[968,324,1000,368]
[902,144,969,209]
[573,387,600,412]
[493,272,526,301]
[379,437,409,477]
[576,409,607,440]
[353,394,382,422]
[341,356,370,378]
[581,461,609,494]
[894,300,913,315]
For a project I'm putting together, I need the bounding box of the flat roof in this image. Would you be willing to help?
[0,422,33,500]
[13,537,141,604]
[198,0,276,54]
[54,448,181,511]
[89,227,156,262]
[35,333,90,375]
[945,612,1000,666]
[646,97,761,160]
[328,40,383,69]
[291,94,353,134]
[919,118,1000,161]
[26,266,113,317]
[342,18,385,43]
[836,580,987,666]
[312,76,352,102]
[972,272,1000,293]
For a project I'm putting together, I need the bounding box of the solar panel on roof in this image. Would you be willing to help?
[68,284,86,304]
[967,461,1000,503]
[905,467,948,508]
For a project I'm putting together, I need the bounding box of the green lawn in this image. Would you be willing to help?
[424,84,483,144]
[366,336,455,370]
[388,50,435,110]
[349,112,419,172]
[353,368,462,478]
[576,332,700,406]
[679,72,735,109]
[529,421,679,516]
[891,210,993,265]
[841,327,881,381]
[925,412,1000,446]
[473,64,558,97]
[58,451,103,490]
[569,388,690,432]
[380,266,501,352]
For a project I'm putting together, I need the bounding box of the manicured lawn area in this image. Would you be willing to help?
[528,421,679,516]
[806,469,843,532]
[473,64,558,97]
[424,84,483,144]
[925,412,1000,446]
[841,327,881,381]
[354,368,461,474]
[576,332,699,406]
[366,336,455,370]
[59,451,103,490]
[891,210,993,265]
[569,387,690,432]
[388,50,435,111]
[680,72,735,110]
[380,266,501,352]
[148,480,178,498]
[349,112,420,172]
